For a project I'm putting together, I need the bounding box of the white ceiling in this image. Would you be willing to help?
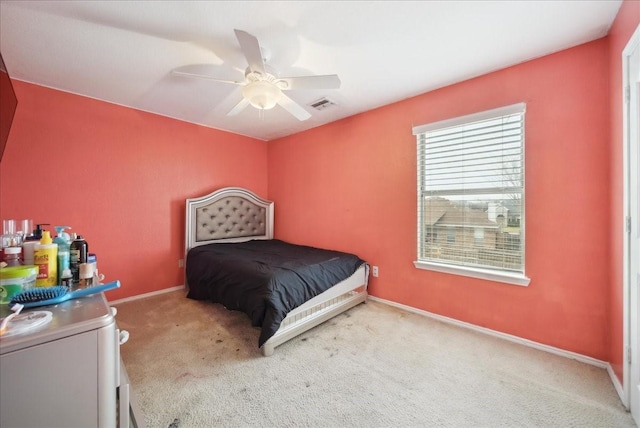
[0,1,622,141]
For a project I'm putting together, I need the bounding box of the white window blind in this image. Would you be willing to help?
[414,103,526,279]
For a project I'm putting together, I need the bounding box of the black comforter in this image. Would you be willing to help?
[186,239,366,347]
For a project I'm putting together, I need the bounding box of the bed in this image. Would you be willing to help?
[184,187,369,356]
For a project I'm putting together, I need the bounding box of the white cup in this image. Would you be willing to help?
[22,241,37,265]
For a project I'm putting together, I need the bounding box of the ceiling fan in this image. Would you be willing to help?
[173,29,341,121]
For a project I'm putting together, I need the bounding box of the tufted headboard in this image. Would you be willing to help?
[185,187,274,256]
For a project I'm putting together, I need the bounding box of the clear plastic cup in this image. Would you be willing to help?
[18,219,32,238]
[1,219,19,248]
[2,219,16,235]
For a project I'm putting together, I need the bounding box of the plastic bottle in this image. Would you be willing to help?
[79,263,93,288]
[53,226,72,284]
[26,223,48,241]
[88,253,97,274]
[23,223,49,266]
[60,268,73,288]
[2,246,23,267]
[34,230,58,287]
[70,235,88,284]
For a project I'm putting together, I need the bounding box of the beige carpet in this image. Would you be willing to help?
[115,290,635,428]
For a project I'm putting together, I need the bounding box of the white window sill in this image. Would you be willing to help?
[413,260,531,286]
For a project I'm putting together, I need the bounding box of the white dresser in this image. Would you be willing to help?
[0,293,144,427]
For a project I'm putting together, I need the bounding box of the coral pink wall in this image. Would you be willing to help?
[0,3,636,366]
[608,0,640,382]
[0,81,267,301]
[269,38,611,359]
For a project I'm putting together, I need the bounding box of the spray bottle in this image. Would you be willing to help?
[70,234,88,284]
[53,226,72,284]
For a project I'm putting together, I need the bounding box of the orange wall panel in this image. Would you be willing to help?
[0,82,267,301]
[269,38,611,359]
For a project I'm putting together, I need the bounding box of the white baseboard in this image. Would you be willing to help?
[368,296,631,404]
[368,296,610,369]
[109,284,185,306]
[606,363,626,407]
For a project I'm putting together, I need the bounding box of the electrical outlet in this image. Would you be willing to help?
[178,259,184,268]
[372,266,379,277]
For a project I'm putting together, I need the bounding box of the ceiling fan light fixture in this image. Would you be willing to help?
[242,80,282,110]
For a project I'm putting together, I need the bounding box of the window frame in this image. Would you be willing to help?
[413,103,530,286]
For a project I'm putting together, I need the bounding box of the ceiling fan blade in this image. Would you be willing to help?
[234,29,266,75]
[172,70,243,85]
[227,97,251,116]
[278,74,341,91]
[277,93,311,121]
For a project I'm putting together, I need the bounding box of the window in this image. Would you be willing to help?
[447,227,456,243]
[413,103,529,286]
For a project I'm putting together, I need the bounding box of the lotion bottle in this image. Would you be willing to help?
[34,230,58,287]
[53,226,71,284]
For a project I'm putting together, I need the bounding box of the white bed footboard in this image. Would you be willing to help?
[261,263,369,356]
